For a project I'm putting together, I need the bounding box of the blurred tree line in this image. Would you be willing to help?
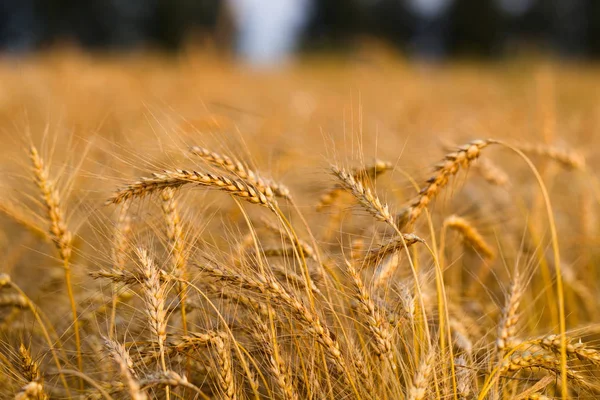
[1,0,600,59]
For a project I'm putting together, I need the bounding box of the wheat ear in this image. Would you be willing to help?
[362,233,424,268]
[496,272,524,356]
[397,139,496,229]
[537,334,600,366]
[247,310,297,400]
[0,199,47,240]
[108,169,274,207]
[136,248,169,398]
[474,157,510,186]
[190,146,290,199]
[331,165,395,226]
[15,382,48,400]
[409,350,435,400]
[317,159,393,210]
[182,331,237,400]
[104,338,147,400]
[444,215,495,259]
[501,346,592,390]
[516,142,585,170]
[29,145,82,384]
[17,344,48,400]
[346,261,396,370]
[140,370,205,396]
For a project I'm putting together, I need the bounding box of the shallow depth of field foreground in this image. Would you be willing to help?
[1,52,600,399]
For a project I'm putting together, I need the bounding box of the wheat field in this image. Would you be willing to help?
[1,49,600,399]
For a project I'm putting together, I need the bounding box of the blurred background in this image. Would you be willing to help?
[1,0,600,64]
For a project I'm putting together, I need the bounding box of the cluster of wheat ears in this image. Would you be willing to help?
[1,51,600,399]
[0,129,598,400]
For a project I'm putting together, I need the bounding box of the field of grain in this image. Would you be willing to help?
[1,50,599,399]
